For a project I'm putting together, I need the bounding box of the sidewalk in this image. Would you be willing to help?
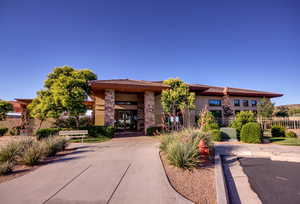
[215,142,300,162]
[0,137,192,204]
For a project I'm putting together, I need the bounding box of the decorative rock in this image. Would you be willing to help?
[104,89,115,126]
[144,91,155,134]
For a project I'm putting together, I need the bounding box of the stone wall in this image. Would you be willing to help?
[144,91,155,133]
[0,117,54,136]
[104,89,115,126]
[137,94,144,131]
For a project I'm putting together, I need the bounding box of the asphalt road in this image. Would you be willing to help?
[239,157,300,204]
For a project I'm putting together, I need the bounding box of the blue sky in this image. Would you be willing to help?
[0,0,299,105]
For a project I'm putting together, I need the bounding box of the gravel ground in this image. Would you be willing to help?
[160,153,216,204]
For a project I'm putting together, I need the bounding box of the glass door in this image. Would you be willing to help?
[115,110,138,131]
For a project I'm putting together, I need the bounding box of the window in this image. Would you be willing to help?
[208,99,221,106]
[234,99,240,107]
[251,100,257,107]
[115,101,137,105]
[242,100,249,107]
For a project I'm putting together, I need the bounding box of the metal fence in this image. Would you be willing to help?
[258,117,300,130]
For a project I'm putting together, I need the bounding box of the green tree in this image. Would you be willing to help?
[160,78,195,129]
[27,90,60,129]
[274,106,289,117]
[29,66,97,128]
[257,98,274,119]
[230,111,255,136]
[0,100,13,121]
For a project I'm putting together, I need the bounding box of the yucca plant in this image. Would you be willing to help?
[166,139,199,169]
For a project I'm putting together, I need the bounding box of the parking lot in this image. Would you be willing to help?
[240,157,300,204]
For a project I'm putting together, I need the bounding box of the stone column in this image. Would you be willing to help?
[144,91,155,134]
[137,94,145,132]
[104,89,115,126]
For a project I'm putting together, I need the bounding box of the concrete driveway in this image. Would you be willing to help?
[0,137,192,204]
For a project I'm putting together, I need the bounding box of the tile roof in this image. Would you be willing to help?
[90,79,170,87]
[90,79,283,98]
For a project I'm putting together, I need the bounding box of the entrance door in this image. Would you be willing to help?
[115,110,138,131]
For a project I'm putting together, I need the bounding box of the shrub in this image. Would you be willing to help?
[54,137,68,151]
[41,139,58,157]
[166,138,199,169]
[160,133,178,152]
[42,137,69,157]
[210,129,221,141]
[230,111,255,137]
[286,131,297,138]
[220,128,237,141]
[0,128,8,136]
[0,161,14,175]
[17,138,36,155]
[36,128,61,140]
[20,142,43,166]
[199,112,219,132]
[9,126,22,136]
[0,141,21,163]
[80,126,115,137]
[146,126,162,136]
[271,125,286,137]
[240,122,262,143]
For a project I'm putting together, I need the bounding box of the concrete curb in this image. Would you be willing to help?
[215,154,229,204]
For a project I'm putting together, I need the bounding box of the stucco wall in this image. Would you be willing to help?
[195,95,264,114]
[94,91,105,126]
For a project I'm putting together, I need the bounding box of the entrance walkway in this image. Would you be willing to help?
[0,137,192,204]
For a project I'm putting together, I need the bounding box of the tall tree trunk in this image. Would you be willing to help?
[38,119,44,129]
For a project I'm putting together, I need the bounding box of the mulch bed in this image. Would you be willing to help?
[160,152,216,204]
[0,148,75,184]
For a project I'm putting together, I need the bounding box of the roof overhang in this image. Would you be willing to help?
[89,81,169,93]
[226,92,283,98]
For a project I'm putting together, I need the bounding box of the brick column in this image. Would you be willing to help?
[104,89,115,126]
[144,91,155,134]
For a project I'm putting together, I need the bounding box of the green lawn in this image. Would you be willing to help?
[268,137,300,146]
[70,136,111,143]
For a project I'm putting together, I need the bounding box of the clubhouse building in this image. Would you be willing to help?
[89,79,282,133]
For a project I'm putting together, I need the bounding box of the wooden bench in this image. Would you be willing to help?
[59,130,88,143]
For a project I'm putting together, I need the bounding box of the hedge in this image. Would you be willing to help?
[271,125,286,137]
[286,131,297,138]
[80,126,115,137]
[210,129,222,141]
[36,128,61,140]
[0,128,8,136]
[240,122,262,144]
[146,126,162,136]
